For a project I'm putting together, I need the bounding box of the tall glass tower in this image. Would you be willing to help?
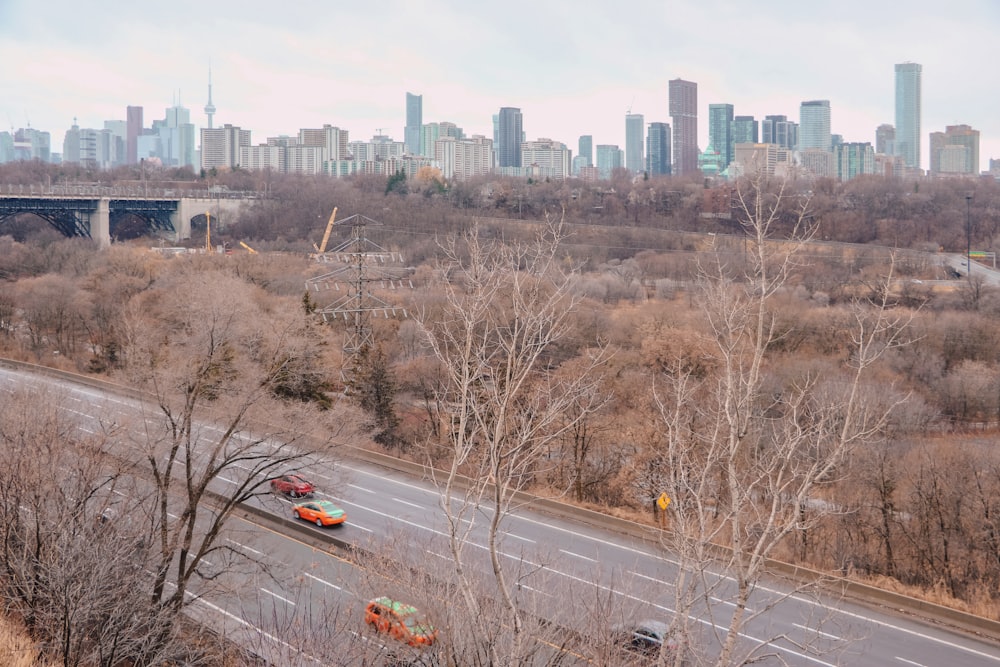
[894,63,921,170]
[708,103,734,168]
[405,92,422,155]
[497,107,523,168]
[669,79,697,176]
[799,100,831,151]
[625,113,645,174]
[578,135,593,166]
[646,122,671,175]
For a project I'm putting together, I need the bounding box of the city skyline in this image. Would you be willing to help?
[1,0,999,172]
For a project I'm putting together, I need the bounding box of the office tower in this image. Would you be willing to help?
[595,145,623,179]
[204,67,216,130]
[161,104,196,168]
[894,63,921,170]
[625,113,645,173]
[930,124,980,175]
[497,107,523,168]
[708,104,734,168]
[126,105,143,165]
[761,114,797,150]
[835,142,875,181]
[731,116,758,149]
[405,92,422,155]
[578,135,593,166]
[646,122,671,175]
[876,124,895,155]
[0,131,13,163]
[669,79,697,176]
[103,120,127,167]
[799,100,831,151]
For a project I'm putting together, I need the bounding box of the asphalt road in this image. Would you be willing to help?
[3,364,1000,666]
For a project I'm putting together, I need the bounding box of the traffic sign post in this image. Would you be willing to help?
[656,492,671,528]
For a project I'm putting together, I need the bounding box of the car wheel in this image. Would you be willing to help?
[293,510,300,519]
[315,518,323,527]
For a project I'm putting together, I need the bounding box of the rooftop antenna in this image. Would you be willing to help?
[627,96,635,115]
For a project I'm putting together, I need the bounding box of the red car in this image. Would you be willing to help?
[269,474,315,498]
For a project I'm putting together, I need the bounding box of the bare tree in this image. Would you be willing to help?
[651,175,913,666]
[116,269,345,632]
[415,217,609,664]
[0,388,194,666]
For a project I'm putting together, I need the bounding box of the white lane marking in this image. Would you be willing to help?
[517,584,552,597]
[426,550,450,561]
[348,483,375,494]
[505,533,535,543]
[38,376,1000,663]
[392,497,423,510]
[304,572,341,590]
[261,588,296,606]
[896,659,926,667]
[225,538,263,555]
[217,477,238,485]
[793,623,841,640]
[560,549,596,562]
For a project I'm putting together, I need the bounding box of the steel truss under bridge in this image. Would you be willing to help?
[0,196,176,239]
[305,214,412,358]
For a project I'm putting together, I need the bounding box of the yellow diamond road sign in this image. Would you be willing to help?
[657,493,671,511]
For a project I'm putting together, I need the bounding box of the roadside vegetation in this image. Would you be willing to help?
[2,159,1000,663]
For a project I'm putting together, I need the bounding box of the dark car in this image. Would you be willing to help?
[270,473,315,498]
[613,619,680,658]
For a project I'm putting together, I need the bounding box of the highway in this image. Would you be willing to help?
[3,362,1000,666]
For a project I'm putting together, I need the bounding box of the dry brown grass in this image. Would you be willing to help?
[0,613,51,667]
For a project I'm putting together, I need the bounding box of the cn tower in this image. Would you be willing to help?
[204,66,217,129]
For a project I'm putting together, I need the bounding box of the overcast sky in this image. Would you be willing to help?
[2,0,997,172]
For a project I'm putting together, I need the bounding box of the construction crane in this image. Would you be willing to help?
[205,211,212,252]
[312,207,338,254]
[239,241,258,254]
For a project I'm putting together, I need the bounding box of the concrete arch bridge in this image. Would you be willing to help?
[0,185,249,246]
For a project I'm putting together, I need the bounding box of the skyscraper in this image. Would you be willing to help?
[732,116,758,144]
[875,124,895,155]
[708,104,734,168]
[799,100,831,151]
[894,63,921,170]
[126,105,143,165]
[595,144,623,179]
[625,113,645,173]
[646,122,671,175]
[761,115,797,150]
[497,107,523,168]
[668,79,697,176]
[405,92,422,156]
[578,135,593,166]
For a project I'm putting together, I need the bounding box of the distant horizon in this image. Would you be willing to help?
[2,0,997,172]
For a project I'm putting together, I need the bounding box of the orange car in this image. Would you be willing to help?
[364,597,438,646]
[292,500,346,527]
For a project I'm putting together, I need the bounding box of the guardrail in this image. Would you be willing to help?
[3,356,999,641]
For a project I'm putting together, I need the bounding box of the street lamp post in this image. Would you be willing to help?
[966,194,973,282]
